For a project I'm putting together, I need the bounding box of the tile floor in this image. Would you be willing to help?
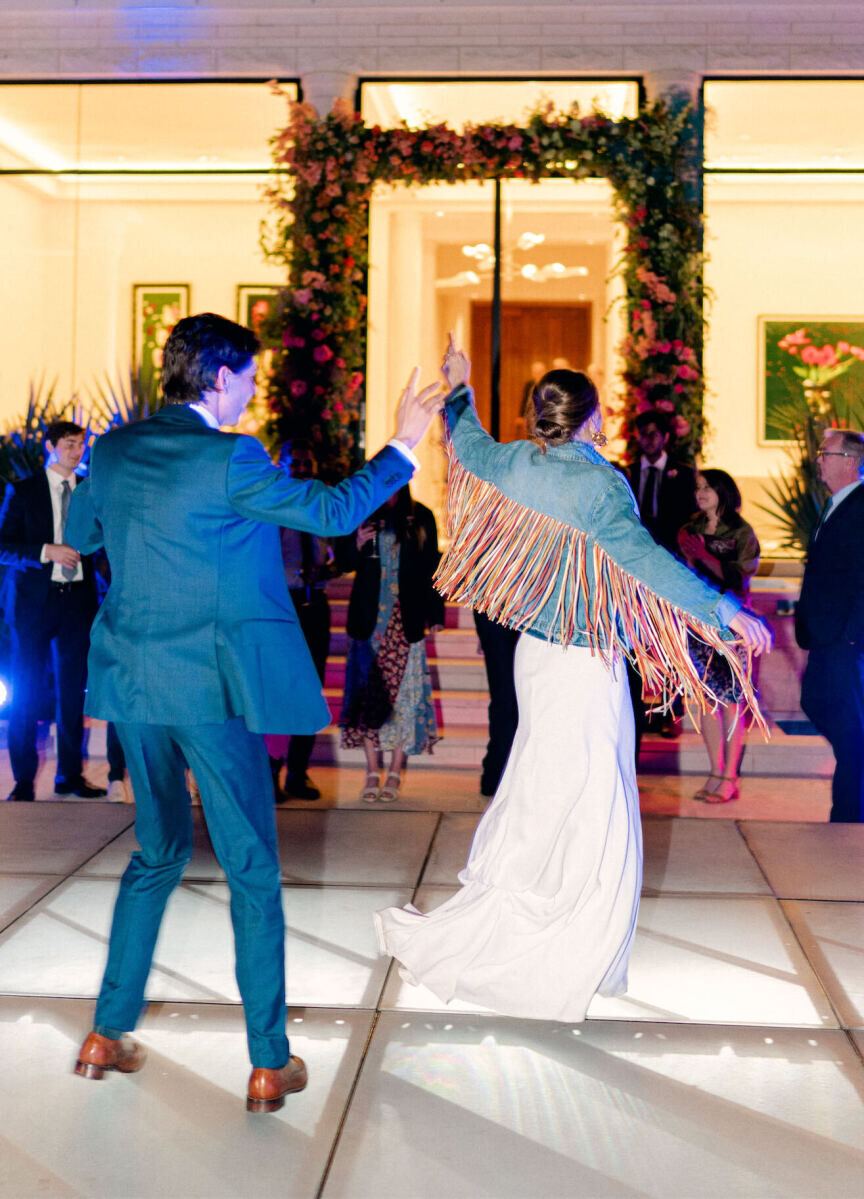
[0,757,862,1198]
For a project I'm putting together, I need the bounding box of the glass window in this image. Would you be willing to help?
[0,82,296,421]
[703,80,864,553]
[705,80,864,170]
[362,79,639,130]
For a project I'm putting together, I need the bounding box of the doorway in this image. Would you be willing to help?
[470,301,592,443]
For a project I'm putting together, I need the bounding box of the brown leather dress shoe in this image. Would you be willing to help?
[246,1055,308,1113]
[74,1031,147,1080]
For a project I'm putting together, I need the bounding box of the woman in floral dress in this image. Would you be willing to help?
[339,485,444,802]
[678,468,761,803]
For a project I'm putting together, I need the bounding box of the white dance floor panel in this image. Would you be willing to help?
[0,997,374,1199]
[324,1014,864,1199]
[0,879,411,1008]
[379,888,836,1027]
[77,808,441,886]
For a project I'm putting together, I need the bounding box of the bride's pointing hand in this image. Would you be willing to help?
[442,332,471,389]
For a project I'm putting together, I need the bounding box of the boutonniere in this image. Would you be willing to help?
[667,468,678,478]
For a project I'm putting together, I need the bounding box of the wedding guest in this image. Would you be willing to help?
[678,469,761,803]
[339,485,444,803]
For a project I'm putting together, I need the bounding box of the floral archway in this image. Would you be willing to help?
[263,89,705,477]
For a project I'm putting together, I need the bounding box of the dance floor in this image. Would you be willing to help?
[0,763,862,1198]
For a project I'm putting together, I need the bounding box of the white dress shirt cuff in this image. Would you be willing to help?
[386,439,421,472]
[40,544,50,563]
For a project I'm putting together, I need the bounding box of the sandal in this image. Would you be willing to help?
[360,772,380,803]
[706,777,739,804]
[378,772,402,803]
[693,774,723,802]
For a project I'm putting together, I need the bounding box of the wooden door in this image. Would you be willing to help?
[470,302,592,442]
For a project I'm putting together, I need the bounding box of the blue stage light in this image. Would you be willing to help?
[0,679,8,708]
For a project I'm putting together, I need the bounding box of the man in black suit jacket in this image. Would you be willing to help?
[626,409,698,750]
[628,409,697,553]
[0,421,104,801]
[796,428,864,823]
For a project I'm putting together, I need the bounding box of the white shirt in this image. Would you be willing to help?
[40,468,83,583]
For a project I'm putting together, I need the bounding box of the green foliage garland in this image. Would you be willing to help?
[263,90,705,476]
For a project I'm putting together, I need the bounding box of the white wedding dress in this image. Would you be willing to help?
[375,632,643,1022]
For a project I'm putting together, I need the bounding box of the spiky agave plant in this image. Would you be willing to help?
[0,380,80,483]
[87,366,163,432]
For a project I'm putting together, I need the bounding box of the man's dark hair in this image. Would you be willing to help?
[46,420,85,444]
[634,409,670,437]
[161,313,260,404]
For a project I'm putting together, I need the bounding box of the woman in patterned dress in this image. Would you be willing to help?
[339,485,444,802]
[678,468,761,803]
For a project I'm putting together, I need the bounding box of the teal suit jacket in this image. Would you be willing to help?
[66,404,413,733]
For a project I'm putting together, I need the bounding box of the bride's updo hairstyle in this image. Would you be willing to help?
[527,369,599,453]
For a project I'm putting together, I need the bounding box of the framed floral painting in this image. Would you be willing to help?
[132,285,190,383]
[759,316,864,443]
[236,285,279,336]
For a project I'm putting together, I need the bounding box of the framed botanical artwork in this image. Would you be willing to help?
[236,285,280,336]
[132,284,190,382]
[759,315,864,443]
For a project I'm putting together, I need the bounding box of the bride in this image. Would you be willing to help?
[375,339,771,1021]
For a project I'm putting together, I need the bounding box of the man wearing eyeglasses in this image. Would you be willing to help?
[795,428,864,822]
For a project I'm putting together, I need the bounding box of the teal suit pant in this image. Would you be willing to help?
[94,718,289,1068]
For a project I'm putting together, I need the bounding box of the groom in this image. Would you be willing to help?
[67,312,441,1111]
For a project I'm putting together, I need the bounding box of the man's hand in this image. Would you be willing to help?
[45,543,81,570]
[442,332,471,389]
[392,367,444,450]
[728,609,773,656]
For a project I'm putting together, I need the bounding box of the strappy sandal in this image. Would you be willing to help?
[693,774,723,802]
[706,777,739,804]
[360,772,380,803]
[378,772,402,803]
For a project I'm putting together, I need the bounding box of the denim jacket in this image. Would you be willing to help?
[437,387,752,714]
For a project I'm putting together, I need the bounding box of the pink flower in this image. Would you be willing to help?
[800,346,820,365]
[334,400,344,412]
[320,408,333,420]
[313,345,334,363]
[837,341,851,355]
[293,288,313,305]
[334,357,346,369]
[655,399,675,412]
[508,135,522,150]
[671,415,691,437]
[290,380,307,397]
[677,364,699,380]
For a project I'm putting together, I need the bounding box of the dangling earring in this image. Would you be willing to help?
[591,430,608,447]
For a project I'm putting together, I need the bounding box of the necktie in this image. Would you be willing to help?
[59,480,76,581]
[640,466,660,523]
[812,498,833,541]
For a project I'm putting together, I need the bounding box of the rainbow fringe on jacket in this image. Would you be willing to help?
[435,440,768,734]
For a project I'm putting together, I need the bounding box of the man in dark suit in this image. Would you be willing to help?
[66,313,441,1111]
[796,428,864,823]
[0,421,106,801]
[626,409,697,748]
[628,409,697,553]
